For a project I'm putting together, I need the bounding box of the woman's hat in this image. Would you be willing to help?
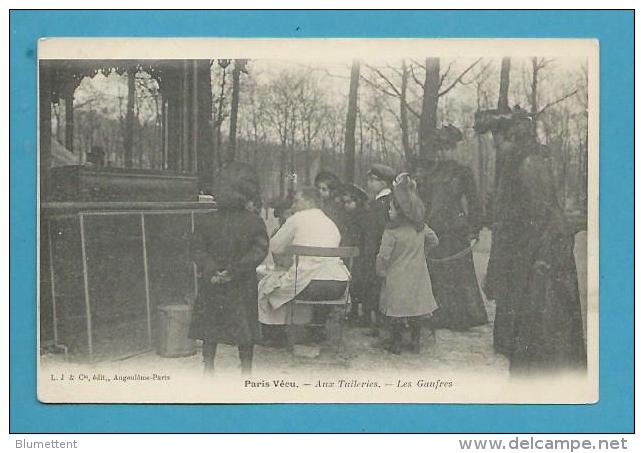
[211,161,261,207]
[473,105,532,134]
[392,173,426,225]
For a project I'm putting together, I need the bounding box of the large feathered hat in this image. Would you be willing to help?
[473,105,532,135]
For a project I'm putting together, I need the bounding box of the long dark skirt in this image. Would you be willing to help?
[509,258,587,375]
[427,235,488,330]
[493,298,515,356]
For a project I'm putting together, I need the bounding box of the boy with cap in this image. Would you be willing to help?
[362,163,396,333]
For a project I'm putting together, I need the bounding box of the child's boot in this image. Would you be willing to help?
[410,320,421,354]
[239,345,253,376]
[202,341,217,375]
[384,322,402,355]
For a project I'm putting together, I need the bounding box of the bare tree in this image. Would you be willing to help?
[528,58,579,135]
[344,60,360,183]
[419,57,481,159]
[297,77,326,185]
[498,57,511,112]
[361,61,421,162]
[226,59,248,164]
[400,60,412,161]
[264,71,306,196]
[213,59,231,168]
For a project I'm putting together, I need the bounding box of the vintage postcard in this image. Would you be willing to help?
[37,38,598,403]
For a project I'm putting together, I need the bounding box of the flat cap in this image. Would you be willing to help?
[367,163,396,184]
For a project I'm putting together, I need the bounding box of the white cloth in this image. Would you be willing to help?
[258,208,349,325]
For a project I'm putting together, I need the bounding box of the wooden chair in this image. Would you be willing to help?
[286,245,360,352]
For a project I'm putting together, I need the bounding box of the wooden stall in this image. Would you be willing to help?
[39,59,216,362]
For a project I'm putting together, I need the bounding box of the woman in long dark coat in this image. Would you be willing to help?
[189,163,269,375]
[411,157,488,331]
[475,109,586,375]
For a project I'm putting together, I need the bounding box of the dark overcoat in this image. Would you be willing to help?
[339,207,368,302]
[361,194,391,310]
[486,142,586,373]
[188,206,269,346]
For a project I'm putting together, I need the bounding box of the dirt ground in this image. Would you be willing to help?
[48,228,586,378]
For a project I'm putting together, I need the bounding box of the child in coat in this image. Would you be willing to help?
[376,173,440,354]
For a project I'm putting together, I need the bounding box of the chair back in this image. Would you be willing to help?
[287,245,360,259]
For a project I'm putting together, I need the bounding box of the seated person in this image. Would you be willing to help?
[258,187,350,327]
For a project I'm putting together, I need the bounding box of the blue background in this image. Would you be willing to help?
[9,10,634,433]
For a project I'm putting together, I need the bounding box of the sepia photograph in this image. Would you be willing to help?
[36,38,598,403]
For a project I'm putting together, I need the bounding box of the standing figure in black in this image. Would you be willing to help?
[411,154,488,332]
[362,164,397,332]
[338,183,369,325]
[474,108,586,375]
[189,162,269,376]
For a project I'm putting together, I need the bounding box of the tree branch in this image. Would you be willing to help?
[535,89,579,117]
[439,60,454,88]
[365,64,402,97]
[359,74,398,98]
[383,103,402,127]
[410,59,425,70]
[361,69,421,119]
[409,65,425,89]
[437,58,482,97]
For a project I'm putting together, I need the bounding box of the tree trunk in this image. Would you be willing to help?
[227,60,242,164]
[215,66,227,169]
[289,109,296,193]
[530,58,539,136]
[65,94,74,153]
[498,57,511,112]
[400,59,412,162]
[279,108,289,198]
[279,145,286,198]
[419,57,440,159]
[124,67,136,168]
[344,60,360,183]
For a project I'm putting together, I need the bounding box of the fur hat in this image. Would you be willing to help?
[392,173,426,227]
[367,163,396,185]
[211,161,261,208]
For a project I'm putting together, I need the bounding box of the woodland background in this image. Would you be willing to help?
[50,56,588,221]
